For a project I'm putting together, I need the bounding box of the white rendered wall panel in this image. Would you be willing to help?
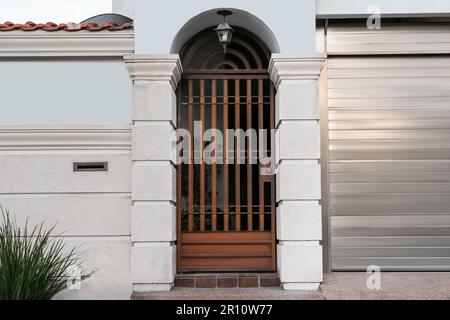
[0,125,133,299]
[54,237,132,300]
[0,59,132,123]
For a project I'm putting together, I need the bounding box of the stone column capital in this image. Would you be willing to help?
[124,54,183,90]
[269,54,326,89]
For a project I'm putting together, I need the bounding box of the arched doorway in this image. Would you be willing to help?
[177,27,276,273]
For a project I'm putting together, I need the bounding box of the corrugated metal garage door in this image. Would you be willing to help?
[328,56,450,271]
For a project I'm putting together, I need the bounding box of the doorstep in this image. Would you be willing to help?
[175,273,281,289]
[132,288,324,300]
[132,273,450,300]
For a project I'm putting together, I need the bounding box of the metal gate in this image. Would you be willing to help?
[177,72,276,272]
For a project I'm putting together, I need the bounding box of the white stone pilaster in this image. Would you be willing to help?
[269,54,326,291]
[125,54,182,292]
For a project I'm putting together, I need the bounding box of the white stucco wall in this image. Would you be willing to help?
[0,124,132,299]
[0,55,133,298]
[0,59,132,123]
[134,0,316,54]
[317,0,450,18]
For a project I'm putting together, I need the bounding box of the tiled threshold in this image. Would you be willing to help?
[175,273,281,289]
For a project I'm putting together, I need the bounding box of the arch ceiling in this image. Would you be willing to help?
[171,8,280,54]
[180,27,271,70]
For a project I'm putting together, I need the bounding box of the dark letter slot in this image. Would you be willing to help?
[73,162,108,172]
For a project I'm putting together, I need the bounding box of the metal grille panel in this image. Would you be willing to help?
[177,75,276,272]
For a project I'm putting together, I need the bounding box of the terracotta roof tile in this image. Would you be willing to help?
[0,21,133,32]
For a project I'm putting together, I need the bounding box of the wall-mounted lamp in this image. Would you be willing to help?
[214,10,234,55]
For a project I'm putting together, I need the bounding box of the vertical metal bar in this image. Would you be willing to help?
[200,80,206,232]
[211,80,217,232]
[258,80,265,231]
[247,79,253,232]
[188,79,194,232]
[235,79,241,231]
[223,79,229,231]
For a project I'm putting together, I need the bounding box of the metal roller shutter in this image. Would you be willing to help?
[328,56,450,271]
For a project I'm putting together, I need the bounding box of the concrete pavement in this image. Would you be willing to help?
[133,273,450,300]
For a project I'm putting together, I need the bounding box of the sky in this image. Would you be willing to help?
[0,0,112,23]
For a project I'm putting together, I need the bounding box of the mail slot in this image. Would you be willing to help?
[73,162,108,172]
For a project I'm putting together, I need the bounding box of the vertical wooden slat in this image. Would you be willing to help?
[235,79,241,231]
[188,79,194,232]
[176,83,182,271]
[271,176,276,270]
[211,80,217,232]
[223,79,229,231]
[258,80,265,231]
[200,80,206,231]
[247,79,253,232]
[270,82,275,141]
[270,81,276,270]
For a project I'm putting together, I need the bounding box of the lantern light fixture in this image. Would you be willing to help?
[214,10,234,55]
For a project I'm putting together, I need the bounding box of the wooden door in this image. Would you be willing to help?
[177,28,276,273]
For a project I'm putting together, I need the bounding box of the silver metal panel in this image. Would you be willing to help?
[329,98,450,109]
[329,56,450,271]
[332,258,450,272]
[326,21,450,55]
[334,236,450,247]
